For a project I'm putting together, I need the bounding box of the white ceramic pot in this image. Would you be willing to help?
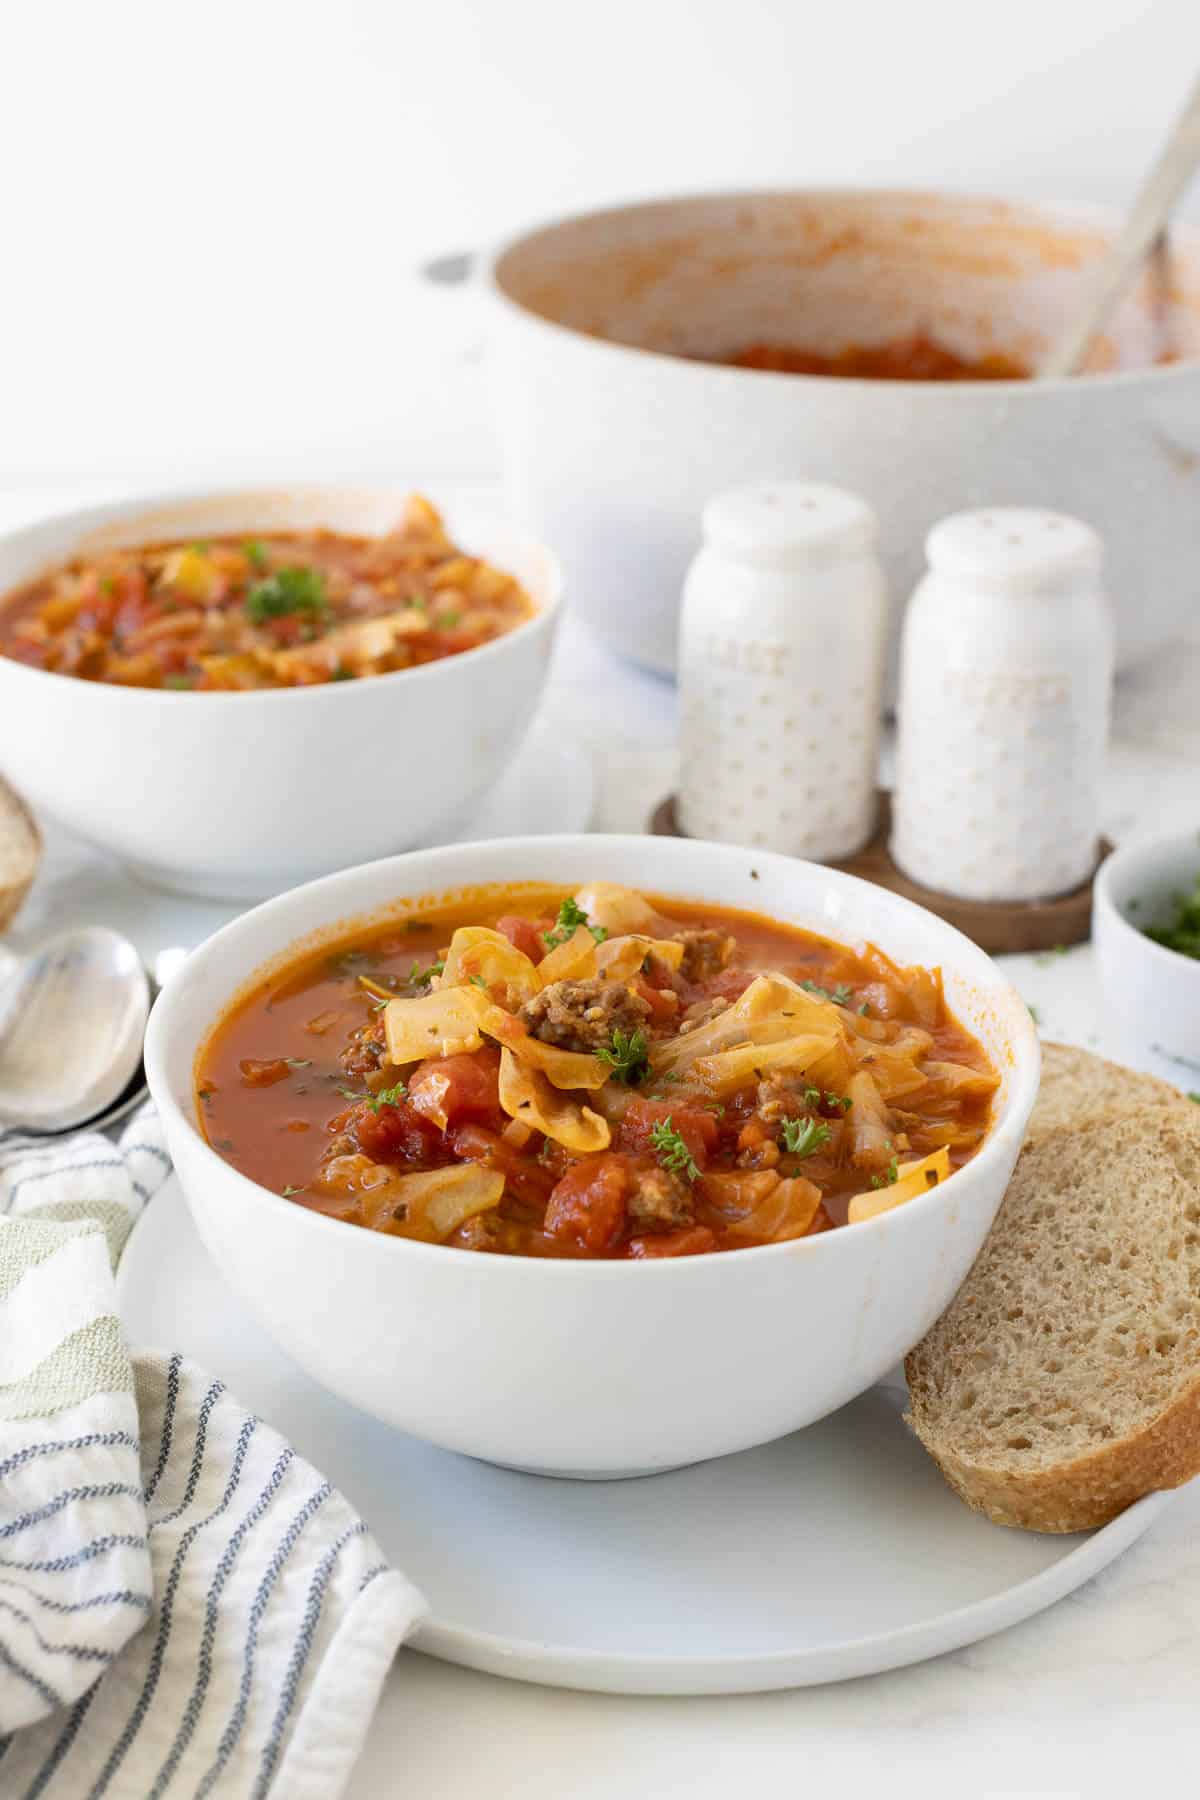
[1094,832,1200,1068]
[0,487,561,900]
[145,833,1040,1478]
[482,190,1200,679]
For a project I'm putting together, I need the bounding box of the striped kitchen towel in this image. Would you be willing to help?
[0,1106,427,1797]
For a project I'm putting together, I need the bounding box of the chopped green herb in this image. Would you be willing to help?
[469,974,490,991]
[1190,1092,1200,1104]
[436,610,462,630]
[197,1085,213,1103]
[245,565,329,624]
[336,1084,367,1103]
[282,1184,302,1197]
[407,958,445,987]
[543,897,608,950]
[366,1082,408,1111]
[163,672,194,689]
[870,1157,900,1190]
[285,1057,311,1070]
[331,662,354,681]
[99,575,115,597]
[243,539,269,570]
[189,540,210,554]
[800,979,854,1008]
[596,1026,650,1085]
[649,1117,699,1182]
[1143,872,1200,961]
[779,1116,832,1158]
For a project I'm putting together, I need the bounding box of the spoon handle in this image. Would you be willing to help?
[1039,73,1200,380]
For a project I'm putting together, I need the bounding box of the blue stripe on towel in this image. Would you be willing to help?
[0,1434,138,1485]
[0,1581,151,1618]
[23,1676,100,1798]
[194,1481,334,1799]
[83,1414,257,1796]
[253,1521,368,1798]
[0,1535,147,1575]
[144,1449,295,1800]
[4,1160,126,1211]
[142,1354,182,1505]
[0,1485,142,1541]
[0,1597,116,1664]
[0,1640,62,1714]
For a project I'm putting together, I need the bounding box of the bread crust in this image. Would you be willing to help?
[0,776,41,932]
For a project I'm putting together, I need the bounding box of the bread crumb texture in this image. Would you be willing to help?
[906,1102,1200,1532]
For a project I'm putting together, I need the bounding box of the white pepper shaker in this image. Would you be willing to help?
[677,481,887,857]
[891,508,1113,902]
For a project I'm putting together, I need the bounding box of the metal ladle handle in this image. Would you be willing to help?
[1039,71,1200,380]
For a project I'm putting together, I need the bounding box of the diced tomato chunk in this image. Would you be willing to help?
[616,1097,719,1168]
[627,1226,717,1259]
[352,1098,443,1164]
[545,1153,630,1252]
[634,976,679,1023]
[452,1123,557,1207]
[494,914,546,964]
[408,1047,503,1131]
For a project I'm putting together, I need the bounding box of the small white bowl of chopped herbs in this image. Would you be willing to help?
[1094,831,1200,1070]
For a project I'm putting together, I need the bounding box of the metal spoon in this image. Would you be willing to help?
[1040,73,1200,379]
[0,927,150,1133]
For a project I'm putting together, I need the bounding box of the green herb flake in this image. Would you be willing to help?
[1142,872,1200,962]
[243,539,269,570]
[649,1117,699,1183]
[331,662,354,681]
[282,1184,302,1197]
[779,1116,832,1158]
[164,673,194,689]
[245,565,329,624]
[407,958,445,987]
[543,897,608,950]
[596,1026,650,1086]
[436,610,462,630]
[800,979,854,1008]
[366,1082,408,1112]
[870,1156,900,1190]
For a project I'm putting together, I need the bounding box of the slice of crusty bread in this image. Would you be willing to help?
[0,776,40,932]
[905,1105,1200,1532]
[1030,1041,1188,1141]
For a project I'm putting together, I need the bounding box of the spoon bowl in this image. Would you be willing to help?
[0,927,150,1133]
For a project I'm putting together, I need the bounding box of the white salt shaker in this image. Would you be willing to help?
[677,481,887,857]
[891,508,1113,902]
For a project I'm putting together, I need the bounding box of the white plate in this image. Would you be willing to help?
[117,1180,1177,1696]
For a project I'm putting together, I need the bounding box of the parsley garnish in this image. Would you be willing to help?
[407,958,445,987]
[800,979,854,1008]
[164,672,194,689]
[243,539,269,570]
[436,610,462,630]
[468,974,490,991]
[779,1116,832,1158]
[245,565,328,624]
[282,1184,302,1197]
[542,898,608,951]
[800,1086,852,1113]
[596,1026,649,1085]
[1144,873,1200,961]
[649,1117,699,1182]
[285,1057,311,1070]
[870,1157,900,1190]
[331,662,354,681]
[368,1082,408,1111]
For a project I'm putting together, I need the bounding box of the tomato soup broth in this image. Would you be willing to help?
[198,883,997,1259]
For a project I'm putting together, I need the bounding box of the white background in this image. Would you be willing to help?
[3,0,1200,488]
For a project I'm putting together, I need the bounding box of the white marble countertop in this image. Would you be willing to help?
[4,482,1200,1798]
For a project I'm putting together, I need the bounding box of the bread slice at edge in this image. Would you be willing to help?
[1028,1041,1188,1143]
[905,1106,1200,1533]
[0,776,41,932]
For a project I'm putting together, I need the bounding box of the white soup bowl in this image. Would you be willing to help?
[145,834,1040,1478]
[0,487,561,900]
[1094,832,1200,1068]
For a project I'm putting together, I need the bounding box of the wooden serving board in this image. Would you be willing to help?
[649,792,1110,955]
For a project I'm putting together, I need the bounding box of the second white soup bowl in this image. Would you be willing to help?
[0,487,561,900]
[146,834,1040,1478]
